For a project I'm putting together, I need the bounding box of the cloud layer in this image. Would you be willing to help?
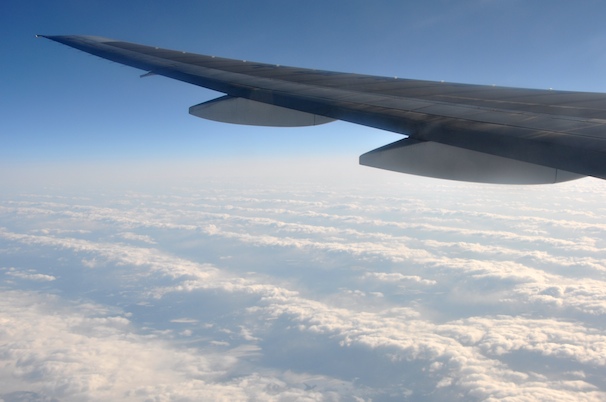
[1,175,605,401]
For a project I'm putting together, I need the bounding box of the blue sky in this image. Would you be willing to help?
[3,0,606,167]
[2,2,606,401]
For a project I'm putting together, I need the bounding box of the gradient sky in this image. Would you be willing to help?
[3,0,606,167]
[2,2,606,401]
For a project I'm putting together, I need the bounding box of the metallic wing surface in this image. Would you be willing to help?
[40,35,606,184]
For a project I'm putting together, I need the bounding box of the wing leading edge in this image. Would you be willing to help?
[40,35,606,184]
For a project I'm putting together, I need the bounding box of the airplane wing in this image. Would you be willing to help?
[40,35,606,184]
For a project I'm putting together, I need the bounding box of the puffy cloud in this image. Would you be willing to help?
[1,176,606,400]
[3,267,56,282]
[0,290,356,401]
[116,232,157,244]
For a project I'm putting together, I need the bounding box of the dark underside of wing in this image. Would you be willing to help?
[41,35,606,183]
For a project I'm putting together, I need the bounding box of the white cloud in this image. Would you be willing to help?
[117,232,157,244]
[3,267,56,282]
[0,290,357,401]
[364,272,437,286]
[1,176,606,400]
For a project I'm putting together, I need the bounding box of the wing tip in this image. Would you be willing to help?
[36,34,116,43]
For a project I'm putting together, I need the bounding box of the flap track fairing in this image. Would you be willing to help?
[189,96,335,127]
[360,139,584,184]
